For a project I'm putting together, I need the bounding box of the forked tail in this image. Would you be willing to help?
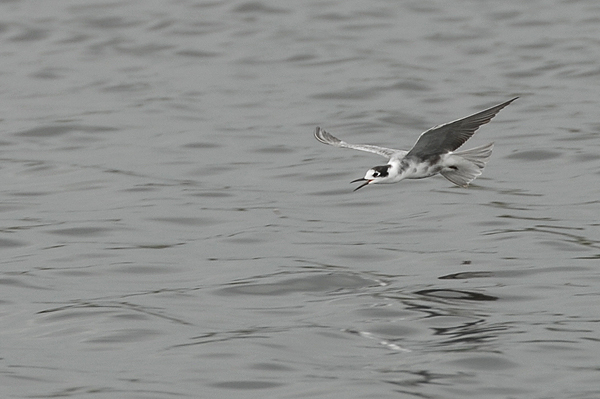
[441,143,494,187]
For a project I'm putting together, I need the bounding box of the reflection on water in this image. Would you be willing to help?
[1,0,600,398]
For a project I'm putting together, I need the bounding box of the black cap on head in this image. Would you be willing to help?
[371,164,390,178]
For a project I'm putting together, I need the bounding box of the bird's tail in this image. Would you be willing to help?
[441,143,494,187]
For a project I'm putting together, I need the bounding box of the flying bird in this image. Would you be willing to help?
[314,97,517,191]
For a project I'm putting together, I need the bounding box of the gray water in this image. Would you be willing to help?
[1,0,600,398]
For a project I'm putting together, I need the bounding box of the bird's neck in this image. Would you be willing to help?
[386,160,407,183]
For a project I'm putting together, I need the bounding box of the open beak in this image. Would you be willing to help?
[350,178,372,191]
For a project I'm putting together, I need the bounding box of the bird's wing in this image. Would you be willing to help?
[314,127,405,159]
[406,97,518,160]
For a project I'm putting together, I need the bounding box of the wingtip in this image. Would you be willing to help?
[314,126,323,140]
[315,126,323,141]
[499,97,519,107]
[314,126,333,145]
[314,126,341,146]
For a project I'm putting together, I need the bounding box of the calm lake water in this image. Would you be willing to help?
[1,0,600,398]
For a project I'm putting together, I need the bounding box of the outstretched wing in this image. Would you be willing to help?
[406,97,518,160]
[314,127,406,159]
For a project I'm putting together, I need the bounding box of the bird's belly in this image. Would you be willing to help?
[402,161,443,180]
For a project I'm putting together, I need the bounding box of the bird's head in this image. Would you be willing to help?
[351,164,392,191]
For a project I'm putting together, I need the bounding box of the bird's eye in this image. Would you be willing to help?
[373,172,379,177]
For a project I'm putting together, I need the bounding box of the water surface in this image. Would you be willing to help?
[1,1,600,398]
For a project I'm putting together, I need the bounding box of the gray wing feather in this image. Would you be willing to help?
[314,127,405,159]
[406,97,518,160]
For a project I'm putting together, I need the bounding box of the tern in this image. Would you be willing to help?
[315,97,517,191]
